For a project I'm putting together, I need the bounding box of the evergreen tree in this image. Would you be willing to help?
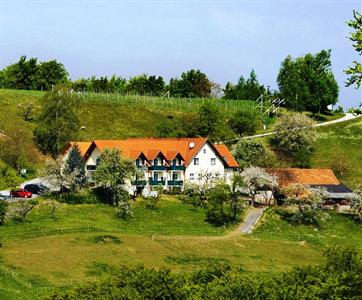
[64,144,87,191]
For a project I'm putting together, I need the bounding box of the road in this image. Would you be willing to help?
[244,113,361,139]
[0,178,50,202]
[239,207,266,234]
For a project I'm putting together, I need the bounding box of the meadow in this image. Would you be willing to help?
[0,196,361,299]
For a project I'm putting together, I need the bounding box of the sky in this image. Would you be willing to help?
[0,0,361,108]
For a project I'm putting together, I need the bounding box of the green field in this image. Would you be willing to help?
[311,116,362,188]
[0,197,361,299]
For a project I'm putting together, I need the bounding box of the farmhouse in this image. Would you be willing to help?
[268,168,354,203]
[65,138,239,191]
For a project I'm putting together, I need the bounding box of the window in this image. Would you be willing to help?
[86,165,96,170]
[172,159,177,166]
[154,158,159,166]
[190,173,194,180]
[193,158,199,165]
[198,173,202,180]
[203,149,206,154]
[173,173,178,180]
[211,158,216,165]
[136,159,141,166]
[154,173,159,181]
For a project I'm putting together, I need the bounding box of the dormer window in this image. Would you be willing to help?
[136,159,141,166]
[154,159,159,166]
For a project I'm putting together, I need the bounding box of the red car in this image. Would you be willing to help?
[10,189,32,198]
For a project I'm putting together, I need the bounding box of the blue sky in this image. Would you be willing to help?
[1,0,361,108]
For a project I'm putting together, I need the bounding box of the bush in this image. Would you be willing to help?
[51,189,100,204]
[232,139,266,169]
[228,109,261,136]
[48,247,362,300]
[0,200,8,225]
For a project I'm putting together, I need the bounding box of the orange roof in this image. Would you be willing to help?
[214,144,239,168]
[268,168,340,188]
[67,142,92,157]
[92,138,207,165]
[71,137,238,168]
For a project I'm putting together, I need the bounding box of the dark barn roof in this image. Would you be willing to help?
[309,184,353,193]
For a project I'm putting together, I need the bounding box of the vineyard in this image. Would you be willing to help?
[80,92,257,114]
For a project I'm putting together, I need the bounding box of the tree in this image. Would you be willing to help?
[232,139,266,169]
[277,50,339,113]
[345,10,362,89]
[229,174,247,220]
[198,104,222,137]
[35,60,68,90]
[271,113,317,167]
[0,200,8,225]
[206,181,232,226]
[1,56,38,90]
[169,69,212,98]
[223,70,266,100]
[228,109,261,136]
[0,123,40,174]
[240,166,277,206]
[34,86,80,157]
[283,185,330,226]
[348,189,362,221]
[8,199,38,223]
[92,149,135,218]
[63,144,87,192]
[43,156,82,193]
[198,104,234,141]
[17,101,38,121]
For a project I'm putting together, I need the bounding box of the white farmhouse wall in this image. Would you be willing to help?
[185,143,225,184]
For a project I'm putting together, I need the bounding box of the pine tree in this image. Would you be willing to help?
[64,144,87,191]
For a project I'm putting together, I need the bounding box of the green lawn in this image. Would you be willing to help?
[0,196,229,241]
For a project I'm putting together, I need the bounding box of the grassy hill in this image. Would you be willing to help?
[311,116,362,188]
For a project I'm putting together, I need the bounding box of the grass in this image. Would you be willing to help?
[0,196,229,241]
[0,200,360,299]
[253,207,362,251]
[311,116,362,188]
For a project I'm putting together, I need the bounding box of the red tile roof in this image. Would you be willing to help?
[213,144,239,168]
[69,137,238,168]
[65,142,92,157]
[268,168,340,188]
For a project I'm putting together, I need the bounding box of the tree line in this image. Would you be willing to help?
[1,46,351,113]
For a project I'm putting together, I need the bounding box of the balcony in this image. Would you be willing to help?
[149,165,166,171]
[169,165,185,171]
[132,180,147,186]
[167,180,184,186]
[149,179,166,186]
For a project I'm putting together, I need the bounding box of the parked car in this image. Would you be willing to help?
[0,193,9,200]
[24,184,49,195]
[10,189,32,198]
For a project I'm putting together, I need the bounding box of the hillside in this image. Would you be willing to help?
[311,116,362,188]
[0,88,361,188]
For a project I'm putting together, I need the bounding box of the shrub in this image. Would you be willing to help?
[228,109,261,136]
[0,200,8,225]
[232,139,266,169]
